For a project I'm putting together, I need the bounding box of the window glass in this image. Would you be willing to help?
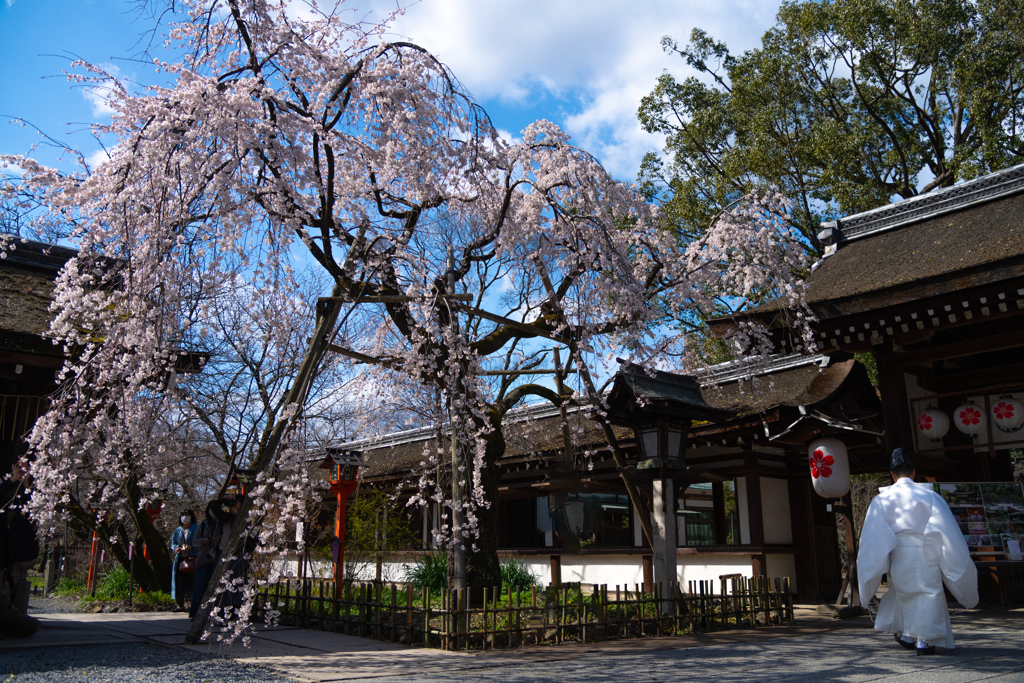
[565,492,633,547]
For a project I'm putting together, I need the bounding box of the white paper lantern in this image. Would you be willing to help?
[992,396,1024,433]
[917,407,949,442]
[953,401,986,437]
[808,437,850,498]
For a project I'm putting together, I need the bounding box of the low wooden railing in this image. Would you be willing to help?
[257,575,794,650]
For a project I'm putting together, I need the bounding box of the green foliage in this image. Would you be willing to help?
[403,552,448,591]
[346,488,419,554]
[854,352,879,389]
[639,0,1024,257]
[94,565,132,601]
[137,591,175,608]
[500,559,539,590]
[52,576,86,596]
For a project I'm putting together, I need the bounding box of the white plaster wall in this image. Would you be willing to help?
[523,554,760,588]
[524,555,645,587]
[736,477,751,544]
[677,555,753,587]
[765,554,798,592]
[274,552,797,594]
[760,477,793,544]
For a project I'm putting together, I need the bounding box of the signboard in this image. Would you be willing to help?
[936,482,1024,559]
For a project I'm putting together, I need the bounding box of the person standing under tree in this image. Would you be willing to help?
[857,448,978,654]
[170,509,197,612]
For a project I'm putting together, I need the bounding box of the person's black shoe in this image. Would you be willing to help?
[895,635,916,650]
[916,645,936,656]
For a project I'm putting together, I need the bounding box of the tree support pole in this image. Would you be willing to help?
[185,282,347,644]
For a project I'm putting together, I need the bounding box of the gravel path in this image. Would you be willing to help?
[3,642,298,682]
[26,595,82,615]
[7,595,298,683]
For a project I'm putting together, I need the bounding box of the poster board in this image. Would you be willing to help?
[936,482,1024,560]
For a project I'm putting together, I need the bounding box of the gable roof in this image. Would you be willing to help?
[808,166,1024,309]
[340,355,878,482]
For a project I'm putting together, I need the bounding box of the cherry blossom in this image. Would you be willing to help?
[1,0,812,643]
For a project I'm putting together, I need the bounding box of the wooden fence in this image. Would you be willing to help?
[258,575,794,650]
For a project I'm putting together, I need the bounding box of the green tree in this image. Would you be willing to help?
[344,488,419,582]
[639,0,1024,256]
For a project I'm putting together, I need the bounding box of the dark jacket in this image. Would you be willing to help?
[0,479,39,567]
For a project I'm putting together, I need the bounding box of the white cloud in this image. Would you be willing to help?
[81,63,122,118]
[353,0,779,180]
[1,166,24,180]
[86,148,109,171]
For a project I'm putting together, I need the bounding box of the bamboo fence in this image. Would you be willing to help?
[258,575,794,651]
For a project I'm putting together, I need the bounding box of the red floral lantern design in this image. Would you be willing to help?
[953,401,986,438]
[917,407,949,442]
[808,437,850,498]
[992,395,1024,433]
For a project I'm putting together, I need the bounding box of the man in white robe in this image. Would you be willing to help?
[857,448,978,654]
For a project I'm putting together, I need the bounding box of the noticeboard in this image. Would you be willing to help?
[935,482,1024,561]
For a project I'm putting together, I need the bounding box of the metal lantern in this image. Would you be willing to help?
[953,401,986,437]
[917,406,949,442]
[807,437,851,498]
[992,395,1024,433]
[635,421,686,469]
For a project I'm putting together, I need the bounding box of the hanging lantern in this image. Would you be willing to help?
[992,395,1024,433]
[808,437,850,498]
[917,406,949,442]
[953,400,986,438]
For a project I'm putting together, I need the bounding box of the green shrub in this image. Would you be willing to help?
[500,558,539,590]
[95,565,132,600]
[404,552,448,591]
[52,576,86,597]
[137,591,174,608]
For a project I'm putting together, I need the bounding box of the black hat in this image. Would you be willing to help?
[890,448,914,471]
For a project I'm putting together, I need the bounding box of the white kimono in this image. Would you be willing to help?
[857,478,978,649]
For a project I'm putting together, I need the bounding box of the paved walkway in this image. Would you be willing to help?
[3,605,1023,681]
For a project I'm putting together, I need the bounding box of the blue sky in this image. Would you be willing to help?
[1,0,779,183]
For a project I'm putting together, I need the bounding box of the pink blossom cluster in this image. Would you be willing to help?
[0,0,812,641]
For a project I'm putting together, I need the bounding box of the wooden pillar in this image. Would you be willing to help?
[642,555,654,591]
[840,492,860,607]
[549,555,562,587]
[712,481,728,545]
[744,453,767,577]
[651,477,677,593]
[874,346,914,455]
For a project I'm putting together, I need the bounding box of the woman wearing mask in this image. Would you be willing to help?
[170,509,197,613]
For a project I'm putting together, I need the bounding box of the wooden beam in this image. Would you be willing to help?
[897,329,1024,365]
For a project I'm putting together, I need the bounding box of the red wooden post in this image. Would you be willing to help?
[86,528,101,594]
[321,449,362,594]
[331,472,358,588]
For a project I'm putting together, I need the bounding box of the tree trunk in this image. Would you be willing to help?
[463,424,503,597]
[185,284,346,643]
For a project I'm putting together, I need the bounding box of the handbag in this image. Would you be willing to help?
[178,554,196,574]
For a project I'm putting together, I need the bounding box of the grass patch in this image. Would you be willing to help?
[403,552,448,591]
[52,576,87,597]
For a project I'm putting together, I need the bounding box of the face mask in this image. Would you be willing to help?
[181,516,191,525]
